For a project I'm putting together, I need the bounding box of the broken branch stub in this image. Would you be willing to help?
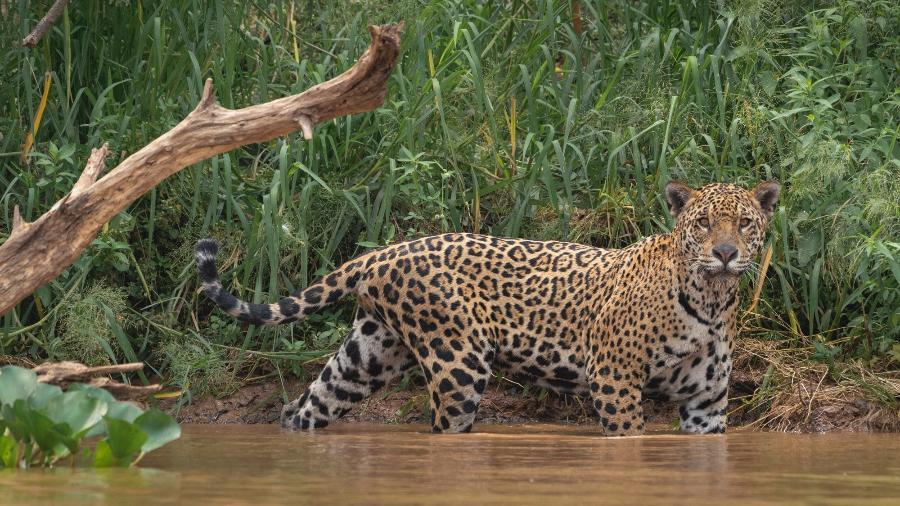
[0,23,403,316]
[21,0,70,48]
[33,361,162,400]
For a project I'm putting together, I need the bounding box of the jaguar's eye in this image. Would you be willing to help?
[698,217,710,228]
[739,218,751,228]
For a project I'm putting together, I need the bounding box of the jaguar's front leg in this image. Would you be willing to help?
[678,386,727,433]
[588,357,645,436]
[678,352,731,434]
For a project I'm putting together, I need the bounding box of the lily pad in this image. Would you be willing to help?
[68,384,117,404]
[0,366,180,468]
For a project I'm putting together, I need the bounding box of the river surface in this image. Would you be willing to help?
[1,423,899,505]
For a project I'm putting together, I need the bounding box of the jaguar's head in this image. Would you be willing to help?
[666,180,780,279]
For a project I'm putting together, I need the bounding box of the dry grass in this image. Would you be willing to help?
[0,354,37,368]
[730,337,900,432]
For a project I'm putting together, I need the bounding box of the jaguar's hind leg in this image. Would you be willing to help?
[281,311,414,431]
[419,346,493,434]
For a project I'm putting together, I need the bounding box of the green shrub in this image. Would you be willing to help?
[51,284,128,366]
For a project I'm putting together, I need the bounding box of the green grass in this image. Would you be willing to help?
[1,0,897,399]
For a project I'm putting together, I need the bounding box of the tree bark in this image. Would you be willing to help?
[22,0,70,48]
[0,23,403,316]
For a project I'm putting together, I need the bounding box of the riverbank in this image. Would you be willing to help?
[169,338,900,433]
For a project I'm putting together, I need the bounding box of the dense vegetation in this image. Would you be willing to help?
[1,1,897,417]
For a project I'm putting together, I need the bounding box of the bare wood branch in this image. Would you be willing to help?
[87,377,162,399]
[11,205,27,234]
[0,23,403,316]
[33,361,144,383]
[22,0,69,48]
[34,361,162,400]
[70,143,110,195]
[198,78,218,110]
[297,115,314,140]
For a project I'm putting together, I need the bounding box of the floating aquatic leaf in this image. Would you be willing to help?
[12,400,77,461]
[29,383,63,410]
[0,365,181,468]
[99,417,148,467]
[45,391,107,437]
[71,384,142,437]
[0,433,16,468]
[92,440,116,468]
[0,366,38,407]
[68,384,117,404]
[107,401,144,423]
[135,409,181,454]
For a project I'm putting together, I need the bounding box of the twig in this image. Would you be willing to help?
[22,0,70,48]
[803,368,829,425]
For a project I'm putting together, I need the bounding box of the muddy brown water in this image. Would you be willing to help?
[1,424,899,505]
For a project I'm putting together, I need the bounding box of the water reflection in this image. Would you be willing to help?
[1,424,898,505]
[0,467,178,504]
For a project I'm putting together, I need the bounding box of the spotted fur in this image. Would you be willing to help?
[196,181,780,435]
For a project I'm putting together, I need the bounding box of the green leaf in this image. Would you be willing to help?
[106,401,143,423]
[45,392,107,437]
[13,401,77,459]
[134,409,181,454]
[0,366,38,406]
[57,143,77,161]
[68,385,143,438]
[0,433,17,468]
[102,418,147,466]
[86,400,144,438]
[29,383,63,410]
[93,440,118,467]
[68,384,117,404]
[1,402,28,442]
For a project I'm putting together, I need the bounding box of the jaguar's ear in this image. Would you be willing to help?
[665,181,696,218]
[751,181,781,219]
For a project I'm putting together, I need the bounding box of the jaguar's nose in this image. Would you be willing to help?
[712,244,738,266]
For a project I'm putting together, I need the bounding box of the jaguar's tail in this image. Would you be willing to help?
[195,239,362,326]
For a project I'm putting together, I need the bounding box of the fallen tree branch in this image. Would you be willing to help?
[0,23,403,316]
[33,361,161,400]
[22,0,70,48]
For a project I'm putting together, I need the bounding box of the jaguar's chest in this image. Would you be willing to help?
[643,289,735,401]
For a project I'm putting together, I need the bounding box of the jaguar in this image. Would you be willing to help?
[195,180,780,435]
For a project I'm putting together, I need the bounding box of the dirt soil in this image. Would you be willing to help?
[170,368,680,427]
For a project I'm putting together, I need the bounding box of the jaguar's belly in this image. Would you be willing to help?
[493,333,590,396]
